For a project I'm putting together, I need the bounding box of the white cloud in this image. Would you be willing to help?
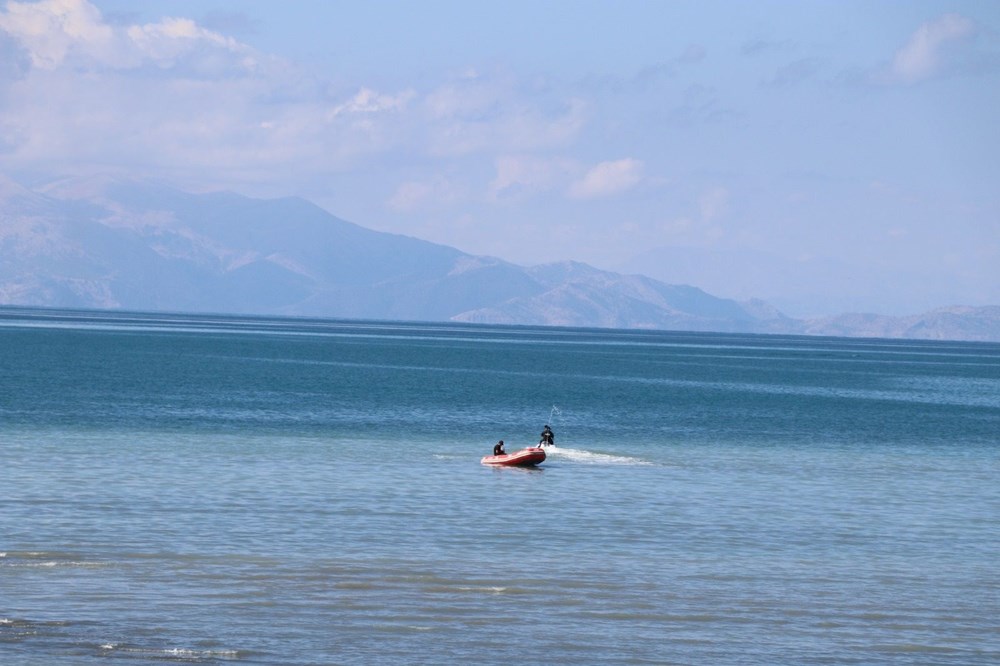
[124,17,251,71]
[0,0,254,72]
[0,0,112,68]
[0,0,398,179]
[424,70,502,120]
[489,155,576,201]
[423,72,587,156]
[330,87,415,118]
[888,13,975,84]
[0,0,590,194]
[568,158,643,199]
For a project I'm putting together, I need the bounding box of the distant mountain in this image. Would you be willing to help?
[455,261,797,332]
[799,306,1000,342]
[1,175,997,342]
[0,175,778,331]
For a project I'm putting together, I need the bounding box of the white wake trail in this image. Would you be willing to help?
[543,445,651,466]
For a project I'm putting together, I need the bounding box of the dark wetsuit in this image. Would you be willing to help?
[493,443,505,456]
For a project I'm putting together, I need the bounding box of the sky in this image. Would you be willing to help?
[1,0,998,316]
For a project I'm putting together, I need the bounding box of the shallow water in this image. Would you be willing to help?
[2,309,998,664]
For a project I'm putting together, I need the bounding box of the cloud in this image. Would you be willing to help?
[0,0,588,200]
[489,155,576,201]
[0,0,320,184]
[886,13,976,84]
[0,0,589,194]
[0,0,255,73]
[124,17,253,73]
[330,87,415,118]
[568,158,643,200]
[423,72,587,156]
[0,0,111,69]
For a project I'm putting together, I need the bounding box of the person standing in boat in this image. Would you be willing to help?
[493,440,506,456]
[539,425,554,447]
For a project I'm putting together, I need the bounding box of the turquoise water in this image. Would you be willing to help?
[2,308,998,665]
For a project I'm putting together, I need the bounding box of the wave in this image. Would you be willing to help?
[1,617,244,662]
[99,643,243,661]
[0,551,112,568]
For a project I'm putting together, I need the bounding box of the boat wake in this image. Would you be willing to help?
[542,445,651,466]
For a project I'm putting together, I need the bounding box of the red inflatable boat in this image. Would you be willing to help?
[481,446,546,467]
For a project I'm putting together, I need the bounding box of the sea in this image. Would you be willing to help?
[1,307,998,665]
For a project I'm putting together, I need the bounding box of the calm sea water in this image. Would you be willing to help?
[2,308,998,665]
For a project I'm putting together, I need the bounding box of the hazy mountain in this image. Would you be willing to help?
[1,175,997,341]
[454,261,796,332]
[0,175,776,330]
[799,306,1000,342]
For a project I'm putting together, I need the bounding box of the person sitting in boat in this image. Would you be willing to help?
[493,440,506,456]
[539,425,554,447]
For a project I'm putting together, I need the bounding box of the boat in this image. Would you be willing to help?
[480,446,546,467]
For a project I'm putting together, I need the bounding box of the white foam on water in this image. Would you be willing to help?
[100,643,241,660]
[0,551,113,569]
[3,559,110,569]
[433,453,463,460]
[543,445,652,466]
[457,585,508,594]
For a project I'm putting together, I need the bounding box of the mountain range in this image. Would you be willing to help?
[2,174,997,342]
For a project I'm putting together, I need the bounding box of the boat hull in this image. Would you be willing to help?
[480,446,546,467]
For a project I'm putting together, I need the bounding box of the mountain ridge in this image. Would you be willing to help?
[1,176,997,342]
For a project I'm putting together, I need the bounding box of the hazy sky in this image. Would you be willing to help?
[1,0,998,315]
